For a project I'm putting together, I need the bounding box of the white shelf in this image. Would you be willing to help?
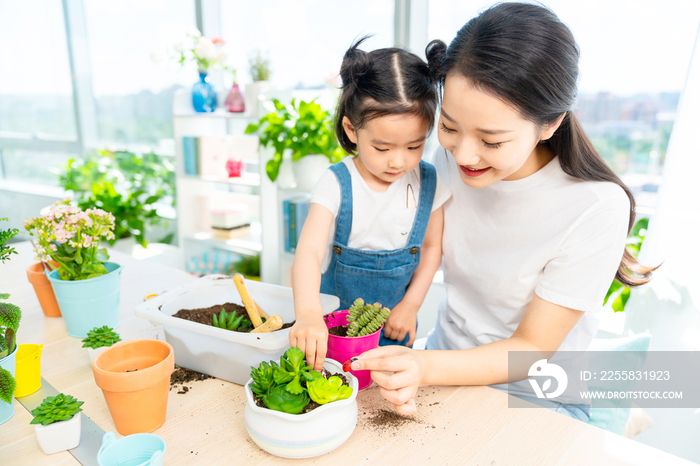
[183,173,260,187]
[185,232,262,256]
[172,109,252,119]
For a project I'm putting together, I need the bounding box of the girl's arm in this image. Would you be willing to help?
[290,203,335,371]
[352,295,584,414]
[384,206,444,346]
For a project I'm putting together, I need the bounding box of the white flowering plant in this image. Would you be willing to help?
[172,28,228,73]
[24,199,116,281]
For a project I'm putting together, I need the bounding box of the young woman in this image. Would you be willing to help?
[349,3,656,420]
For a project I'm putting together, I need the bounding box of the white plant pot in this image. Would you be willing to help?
[244,358,358,458]
[34,412,81,454]
[244,81,273,118]
[292,154,331,192]
[87,346,109,363]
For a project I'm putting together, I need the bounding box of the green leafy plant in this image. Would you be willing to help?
[274,347,316,394]
[604,218,649,313]
[249,50,271,82]
[0,218,19,263]
[0,293,21,404]
[81,326,121,350]
[59,149,175,248]
[250,361,278,396]
[307,376,353,405]
[212,308,253,332]
[346,298,391,337]
[262,385,310,414]
[245,98,346,182]
[30,393,84,426]
[24,199,115,281]
[227,254,260,280]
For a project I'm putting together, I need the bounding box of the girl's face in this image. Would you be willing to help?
[438,73,562,188]
[343,113,430,189]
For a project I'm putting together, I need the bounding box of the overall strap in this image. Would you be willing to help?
[406,160,437,245]
[329,161,353,245]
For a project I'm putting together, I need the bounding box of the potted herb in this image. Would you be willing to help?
[244,347,358,458]
[245,49,273,118]
[325,299,391,390]
[0,293,21,424]
[24,199,122,338]
[245,98,346,189]
[82,326,122,362]
[31,393,83,454]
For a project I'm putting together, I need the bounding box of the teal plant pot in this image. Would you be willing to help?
[0,345,17,425]
[47,262,122,338]
[97,431,166,466]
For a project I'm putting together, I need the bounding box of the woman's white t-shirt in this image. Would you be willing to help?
[311,157,451,273]
[426,149,630,402]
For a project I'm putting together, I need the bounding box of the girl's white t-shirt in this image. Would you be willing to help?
[311,157,451,273]
[426,149,630,402]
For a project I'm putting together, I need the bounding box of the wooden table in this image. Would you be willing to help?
[1,241,693,466]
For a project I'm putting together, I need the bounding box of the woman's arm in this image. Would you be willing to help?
[384,206,444,345]
[289,203,335,370]
[352,294,584,414]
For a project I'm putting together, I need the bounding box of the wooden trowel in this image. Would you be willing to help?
[233,274,283,333]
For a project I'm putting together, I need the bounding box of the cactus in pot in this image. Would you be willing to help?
[346,299,391,337]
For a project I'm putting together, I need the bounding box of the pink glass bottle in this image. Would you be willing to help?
[225,84,245,113]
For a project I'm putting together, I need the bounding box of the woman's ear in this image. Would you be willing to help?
[540,112,567,141]
[342,116,358,144]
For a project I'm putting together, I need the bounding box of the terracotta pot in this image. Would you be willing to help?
[26,262,61,317]
[92,340,174,435]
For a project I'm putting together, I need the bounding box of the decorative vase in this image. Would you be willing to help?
[0,345,17,424]
[34,412,81,454]
[47,262,122,338]
[226,158,245,177]
[225,83,245,113]
[192,71,217,113]
[92,340,174,435]
[292,154,331,192]
[325,310,382,390]
[26,262,61,317]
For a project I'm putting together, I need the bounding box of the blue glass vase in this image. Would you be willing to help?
[192,71,217,113]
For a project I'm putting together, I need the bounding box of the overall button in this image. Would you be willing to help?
[333,247,342,254]
[409,247,419,254]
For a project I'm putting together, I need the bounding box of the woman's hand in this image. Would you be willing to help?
[289,314,328,371]
[351,346,427,415]
[383,300,419,346]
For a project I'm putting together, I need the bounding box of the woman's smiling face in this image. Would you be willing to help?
[437,73,562,188]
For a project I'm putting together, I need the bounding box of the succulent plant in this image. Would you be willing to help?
[81,325,121,350]
[346,298,391,337]
[30,393,84,426]
[307,376,353,405]
[262,385,309,414]
[212,308,253,332]
[250,361,278,396]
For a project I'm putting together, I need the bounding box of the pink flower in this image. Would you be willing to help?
[211,36,226,46]
[50,244,57,251]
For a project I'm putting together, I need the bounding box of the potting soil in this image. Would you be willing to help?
[173,302,294,331]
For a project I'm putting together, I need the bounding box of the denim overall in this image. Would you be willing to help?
[320,160,436,346]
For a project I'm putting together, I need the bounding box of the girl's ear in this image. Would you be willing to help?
[342,116,358,144]
[539,112,567,141]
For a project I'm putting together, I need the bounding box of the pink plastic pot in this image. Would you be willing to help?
[325,310,381,390]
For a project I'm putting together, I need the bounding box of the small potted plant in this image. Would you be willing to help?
[244,347,358,458]
[30,393,83,454]
[325,299,391,390]
[24,199,121,338]
[0,293,21,424]
[245,98,347,189]
[82,326,122,362]
[245,49,272,118]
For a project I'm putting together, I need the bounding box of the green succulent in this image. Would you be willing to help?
[250,361,278,396]
[307,376,353,405]
[30,393,84,426]
[262,385,310,414]
[346,299,391,337]
[274,347,317,395]
[212,308,254,332]
[81,325,121,350]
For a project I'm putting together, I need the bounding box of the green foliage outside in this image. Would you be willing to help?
[0,218,19,263]
[59,149,176,247]
[245,99,346,182]
[604,218,649,312]
[0,293,21,404]
[30,393,84,426]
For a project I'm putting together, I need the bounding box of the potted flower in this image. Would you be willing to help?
[0,293,21,424]
[24,199,121,338]
[324,299,391,390]
[30,393,83,454]
[82,326,121,362]
[245,98,347,190]
[245,49,273,118]
[244,347,358,458]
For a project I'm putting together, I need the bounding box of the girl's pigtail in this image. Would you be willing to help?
[336,36,374,154]
[425,40,447,87]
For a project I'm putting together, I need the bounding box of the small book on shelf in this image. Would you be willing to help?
[282,195,311,253]
[211,224,252,240]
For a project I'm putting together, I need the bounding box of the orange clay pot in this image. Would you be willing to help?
[26,262,61,317]
[92,339,174,435]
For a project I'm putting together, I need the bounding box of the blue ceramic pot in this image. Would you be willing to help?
[0,345,17,425]
[97,431,166,466]
[192,72,217,112]
[47,262,122,338]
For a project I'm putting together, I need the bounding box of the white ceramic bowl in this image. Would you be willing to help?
[244,358,358,458]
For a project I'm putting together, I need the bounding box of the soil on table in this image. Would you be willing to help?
[170,366,213,394]
[253,369,350,414]
[172,302,294,332]
[328,325,349,337]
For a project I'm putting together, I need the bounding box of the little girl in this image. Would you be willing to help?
[289,38,451,370]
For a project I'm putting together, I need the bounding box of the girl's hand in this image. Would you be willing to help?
[383,300,419,346]
[289,314,328,371]
[351,346,427,415]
